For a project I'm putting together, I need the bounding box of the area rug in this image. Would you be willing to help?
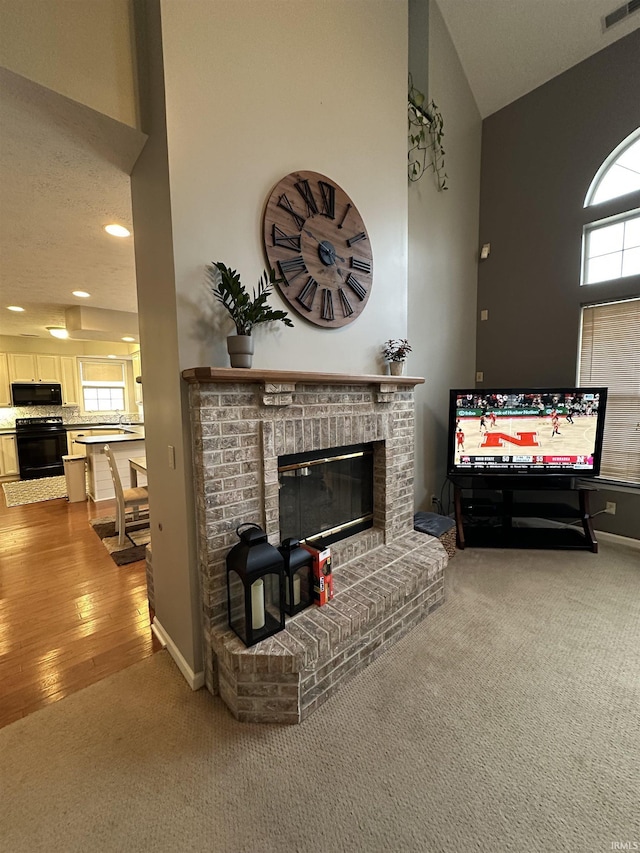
[2,475,67,507]
[90,514,151,565]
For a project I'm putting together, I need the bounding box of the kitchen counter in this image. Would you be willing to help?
[74,429,145,444]
[0,423,143,435]
[81,435,146,501]
[64,422,144,430]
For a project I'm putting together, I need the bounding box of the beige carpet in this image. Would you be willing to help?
[1,541,639,852]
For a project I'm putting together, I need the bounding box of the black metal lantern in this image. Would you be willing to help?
[278,538,314,616]
[226,523,285,647]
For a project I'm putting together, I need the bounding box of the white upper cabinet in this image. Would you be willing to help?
[59,356,79,406]
[0,354,11,407]
[7,352,61,383]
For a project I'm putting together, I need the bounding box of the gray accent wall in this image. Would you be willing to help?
[477,29,640,539]
[477,29,640,386]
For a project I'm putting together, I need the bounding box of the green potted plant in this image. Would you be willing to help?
[210,262,294,367]
[382,338,412,376]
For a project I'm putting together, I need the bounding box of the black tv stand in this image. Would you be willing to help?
[451,476,598,553]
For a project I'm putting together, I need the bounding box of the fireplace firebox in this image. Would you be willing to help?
[278,443,374,547]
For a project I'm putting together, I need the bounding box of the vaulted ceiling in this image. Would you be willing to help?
[437,0,639,117]
[0,2,637,341]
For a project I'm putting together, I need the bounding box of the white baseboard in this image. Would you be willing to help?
[596,530,640,550]
[152,617,205,690]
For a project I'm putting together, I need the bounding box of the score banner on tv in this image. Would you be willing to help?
[458,455,594,468]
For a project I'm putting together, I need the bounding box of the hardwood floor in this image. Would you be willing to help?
[0,488,162,729]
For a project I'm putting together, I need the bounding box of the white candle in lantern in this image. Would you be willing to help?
[251,578,265,631]
[293,574,301,606]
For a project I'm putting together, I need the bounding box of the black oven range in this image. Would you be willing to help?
[15,417,67,480]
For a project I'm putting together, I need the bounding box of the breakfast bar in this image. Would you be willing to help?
[74,431,146,502]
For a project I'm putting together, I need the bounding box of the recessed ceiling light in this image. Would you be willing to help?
[72,290,91,298]
[7,305,25,312]
[104,224,131,238]
[46,327,69,339]
[121,336,136,342]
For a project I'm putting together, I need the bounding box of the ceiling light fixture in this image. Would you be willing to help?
[72,290,91,298]
[47,327,69,339]
[121,336,136,342]
[7,305,25,312]
[104,224,131,238]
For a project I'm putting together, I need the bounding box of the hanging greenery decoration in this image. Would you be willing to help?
[408,75,448,190]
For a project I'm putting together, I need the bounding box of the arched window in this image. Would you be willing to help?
[582,128,640,286]
[584,129,640,207]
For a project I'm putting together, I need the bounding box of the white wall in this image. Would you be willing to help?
[161,0,409,373]
[408,0,481,511]
[132,0,409,676]
[0,0,139,128]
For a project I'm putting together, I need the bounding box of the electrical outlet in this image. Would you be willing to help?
[476,371,484,382]
[480,309,489,321]
[605,501,616,515]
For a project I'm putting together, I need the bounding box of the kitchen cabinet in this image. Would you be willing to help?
[0,354,11,407]
[0,434,18,478]
[7,353,61,383]
[67,430,89,456]
[60,356,79,406]
[131,350,143,406]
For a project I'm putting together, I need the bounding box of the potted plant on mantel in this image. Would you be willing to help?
[210,261,294,368]
[382,338,412,376]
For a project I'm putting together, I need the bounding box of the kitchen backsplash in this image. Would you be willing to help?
[0,406,141,430]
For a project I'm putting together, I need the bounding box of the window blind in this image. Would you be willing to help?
[80,361,125,384]
[579,299,640,485]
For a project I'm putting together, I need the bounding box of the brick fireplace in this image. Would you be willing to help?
[182,367,448,723]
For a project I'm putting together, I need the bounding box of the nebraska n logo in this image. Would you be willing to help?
[481,431,540,448]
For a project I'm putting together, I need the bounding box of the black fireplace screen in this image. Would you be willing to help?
[278,443,374,547]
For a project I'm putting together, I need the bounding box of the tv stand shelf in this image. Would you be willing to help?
[452,478,598,552]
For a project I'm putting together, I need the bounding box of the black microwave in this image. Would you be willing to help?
[11,382,63,407]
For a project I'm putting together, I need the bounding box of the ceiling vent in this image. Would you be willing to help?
[604,0,640,29]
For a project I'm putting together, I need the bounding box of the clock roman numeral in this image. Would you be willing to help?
[294,179,318,217]
[338,288,354,317]
[321,289,334,321]
[272,224,301,252]
[277,256,307,284]
[318,181,335,219]
[277,194,306,230]
[337,203,352,230]
[346,231,367,247]
[351,256,371,274]
[296,277,318,312]
[345,273,367,301]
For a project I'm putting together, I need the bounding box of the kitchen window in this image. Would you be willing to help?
[79,359,126,413]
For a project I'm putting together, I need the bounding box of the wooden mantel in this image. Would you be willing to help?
[181,366,425,387]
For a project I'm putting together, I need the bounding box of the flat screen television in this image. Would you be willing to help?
[447,387,608,480]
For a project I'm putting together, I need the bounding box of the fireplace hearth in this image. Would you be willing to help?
[183,367,447,723]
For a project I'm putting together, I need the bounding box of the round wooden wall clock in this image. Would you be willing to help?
[262,171,373,328]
